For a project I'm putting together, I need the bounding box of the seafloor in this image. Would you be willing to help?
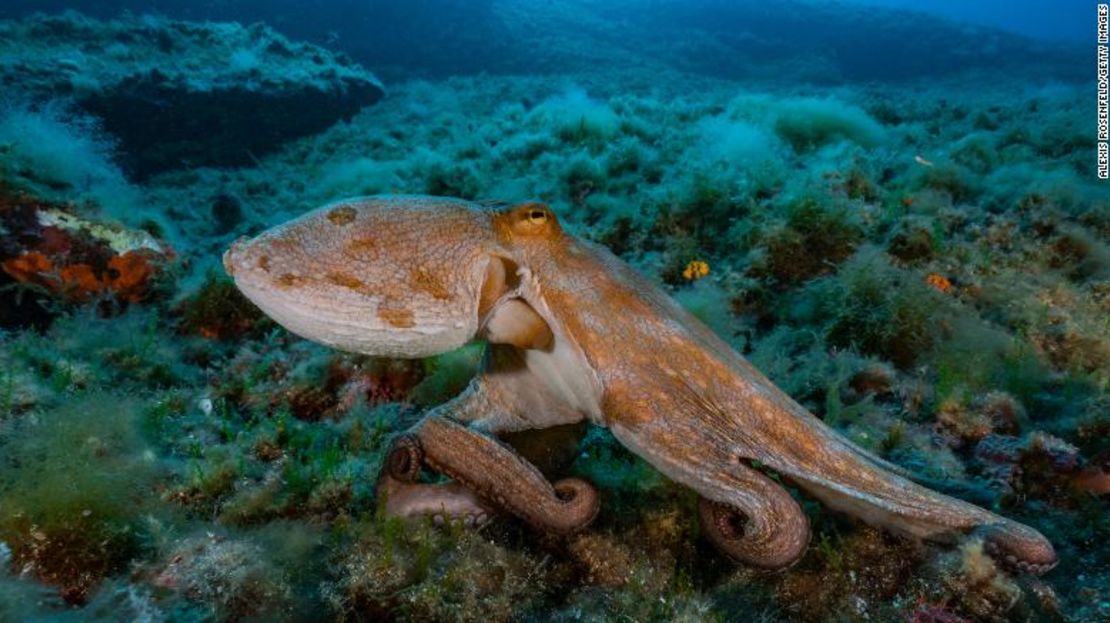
[0,8,1107,623]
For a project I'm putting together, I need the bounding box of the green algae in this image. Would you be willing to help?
[0,23,1105,622]
[0,393,161,604]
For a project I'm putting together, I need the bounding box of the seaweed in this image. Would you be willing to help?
[176,272,269,341]
[754,197,862,286]
[0,394,161,604]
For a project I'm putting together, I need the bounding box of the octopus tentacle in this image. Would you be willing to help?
[377,434,495,525]
[696,460,809,569]
[614,359,1058,574]
[741,403,1058,574]
[378,474,496,527]
[405,415,599,534]
[385,434,424,482]
[975,523,1059,576]
[609,415,810,569]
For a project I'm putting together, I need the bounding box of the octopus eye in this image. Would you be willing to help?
[528,208,548,225]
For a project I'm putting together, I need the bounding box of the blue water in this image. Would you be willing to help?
[0,1,1091,80]
[844,0,1090,42]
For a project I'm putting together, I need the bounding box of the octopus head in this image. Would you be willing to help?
[223,195,511,358]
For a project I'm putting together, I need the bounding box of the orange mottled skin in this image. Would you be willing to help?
[225,195,1056,573]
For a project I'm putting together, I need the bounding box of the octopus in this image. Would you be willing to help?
[224,195,1057,574]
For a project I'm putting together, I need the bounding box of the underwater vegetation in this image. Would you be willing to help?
[0,2,1106,622]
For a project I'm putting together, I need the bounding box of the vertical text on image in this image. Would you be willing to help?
[1097,5,1109,178]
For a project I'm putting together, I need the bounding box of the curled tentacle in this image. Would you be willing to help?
[697,462,810,569]
[378,438,494,526]
[385,434,424,482]
[613,360,1057,574]
[609,412,811,570]
[410,416,599,534]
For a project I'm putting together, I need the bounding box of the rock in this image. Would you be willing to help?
[567,533,634,587]
[0,12,384,179]
[210,193,244,234]
[146,533,292,620]
[887,217,937,263]
[935,392,1025,448]
[973,432,1082,501]
[937,540,1023,622]
[1072,452,1110,496]
[0,190,173,322]
[976,391,1024,436]
[848,362,897,397]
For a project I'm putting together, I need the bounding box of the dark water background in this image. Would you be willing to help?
[0,0,1090,81]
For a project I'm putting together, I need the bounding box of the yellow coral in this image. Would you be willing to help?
[682,260,709,281]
